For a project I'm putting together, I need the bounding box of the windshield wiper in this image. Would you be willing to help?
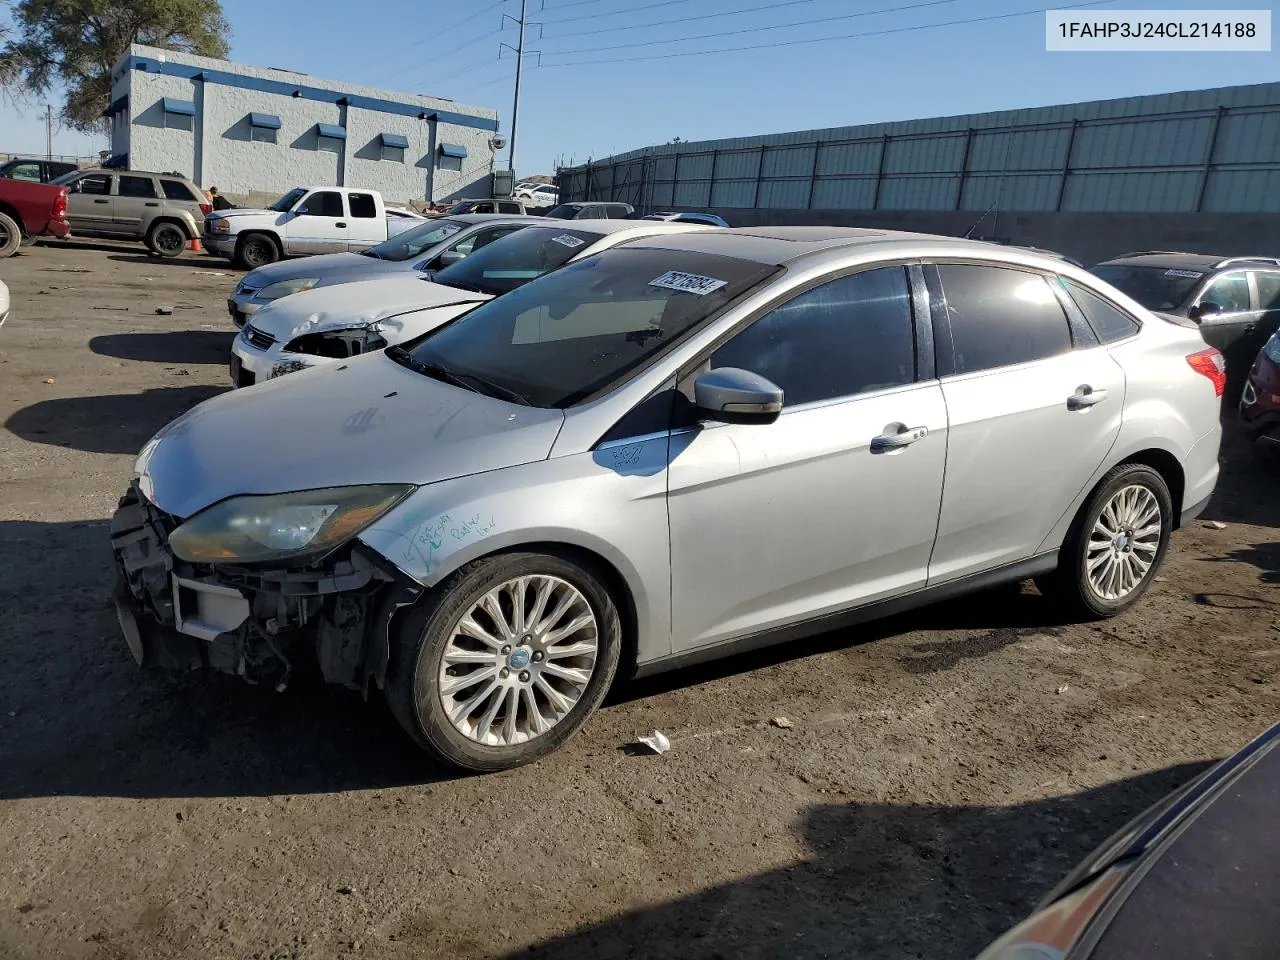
[359,249,383,259]
[385,348,530,405]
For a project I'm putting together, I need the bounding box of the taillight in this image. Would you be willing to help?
[1187,348,1226,397]
[53,188,67,218]
[199,202,212,216]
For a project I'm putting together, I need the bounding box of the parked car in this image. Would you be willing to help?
[0,279,9,328]
[1090,251,1280,390]
[1240,331,1280,449]
[203,186,418,269]
[0,177,71,258]
[524,185,559,207]
[642,211,730,227]
[51,168,209,257]
[0,157,79,183]
[977,720,1280,960]
[225,215,538,327]
[228,219,706,386]
[444,198,536,216]
[545,201,634,220]
[114,228,1222,771]
[384,204,427,223]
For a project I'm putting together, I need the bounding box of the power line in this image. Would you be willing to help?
[350,0,508,74]
[541,0,697,27]
[375,24,505,88]
[450,65,518,99]
[541,0,635,11]
[542,0,961,51]
[539,0,1118,66]
[544,0,826,40]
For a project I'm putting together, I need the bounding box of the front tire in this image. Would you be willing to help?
[146,221,187,258]
[386,552,622,772]
[1041,463,1173,619]
[235,233,279,270]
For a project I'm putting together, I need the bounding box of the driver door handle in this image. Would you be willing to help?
[1068,387,1108,410]
[335,222,347,228]
[871,426,928,452]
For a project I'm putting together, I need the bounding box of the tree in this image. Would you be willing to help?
[0,0,229,131]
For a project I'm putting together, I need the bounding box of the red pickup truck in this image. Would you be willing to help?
[0,178,72,258]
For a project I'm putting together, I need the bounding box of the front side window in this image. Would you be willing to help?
[1090,264,1203,312]
[937,264,1072,374]
[1063,280,1141,344]
[364,218,465,261]
[431,226,605,297]
[710,267,915,407]
[348,193,377,219]
[297,191,344,218]
[401,248,779,407]
[77,174,112,196]
[1198,273,1250,313]
[118,175,157,199]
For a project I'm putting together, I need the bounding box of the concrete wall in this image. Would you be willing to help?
[126,71,198,179]
[680,206,1280,266]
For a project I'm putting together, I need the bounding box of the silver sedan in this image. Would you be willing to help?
[113,228,1223,771]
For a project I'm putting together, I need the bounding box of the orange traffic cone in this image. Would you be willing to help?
[188,237,203,253]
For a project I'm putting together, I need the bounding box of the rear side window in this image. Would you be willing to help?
[349,193,377,219]
[1064,281,1141,343]
[711,266,915,406]
[160,179,200,202]
[937,264,1072,374]
[118,175,157,199]
[605,205,631,219]
[1254,271,1280,310]
[498,201,522,214]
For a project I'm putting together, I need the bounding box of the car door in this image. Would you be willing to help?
[1193,270,1256,365]
[667,265,948,652]
[65,173,115,232]
[114,174,160,237]
[345,192,383,250]
[925,262,1125,584]
[286,190,349,255]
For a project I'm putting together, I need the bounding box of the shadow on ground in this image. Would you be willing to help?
[107,253,239,272]
[4,386,227,454]
[89,330,236,365]
[508,763,1213,960]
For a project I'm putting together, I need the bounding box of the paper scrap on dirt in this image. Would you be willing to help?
[635,730,671,755]
[770,716,794,729]
[1207,520,1228,530]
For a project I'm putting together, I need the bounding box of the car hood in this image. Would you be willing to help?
[212,208,278,220]
[248,275,492,340]
[137,351,565,519]
[240,252,409,290]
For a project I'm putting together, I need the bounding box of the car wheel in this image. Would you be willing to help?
[386,552,622,772]
[1040,463,1173,619]
[146,221,187,258]
[235,234,279,270]
[0,212,21,259]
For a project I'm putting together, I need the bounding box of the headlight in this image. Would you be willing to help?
[210,219,230,234]
[169,485,415,564]
[1265,333,1280,364]
[286,325,386,359]
[258,278,320,301]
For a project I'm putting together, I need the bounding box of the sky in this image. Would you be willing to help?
[2,0,1278,178]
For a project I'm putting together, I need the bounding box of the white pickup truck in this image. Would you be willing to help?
[202,186,419,269]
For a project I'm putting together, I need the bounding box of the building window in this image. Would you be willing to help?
[438,142,467,172]
[315,123,347,153]
[379,132,409,163]
[249,112,281,144]
[161,97,195,131]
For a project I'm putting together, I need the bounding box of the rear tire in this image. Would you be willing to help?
[235,233,279,270]
[1039,463,1173,619]
[146,221,187,258]
[386,551,622,772]
[0,212,21,259]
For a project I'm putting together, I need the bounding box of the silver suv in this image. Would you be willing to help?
[112,228,1224,772]
[54,169,209,256]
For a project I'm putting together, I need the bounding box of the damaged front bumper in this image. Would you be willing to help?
[110,485,420,691]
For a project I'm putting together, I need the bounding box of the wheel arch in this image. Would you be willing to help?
[0,203,25,232]
[1116,447,1186,528]
[147,216,194,240]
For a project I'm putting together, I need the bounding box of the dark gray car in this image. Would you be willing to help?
[226,213,538,327]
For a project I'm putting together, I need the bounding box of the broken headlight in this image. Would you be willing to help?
[169,485,415,564]
[257,277,320,301]
[285,326,387,359]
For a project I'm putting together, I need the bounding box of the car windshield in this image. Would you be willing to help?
[362,218,465,261]
[430,226,605,297]
[398,247,779,407]
[1090,264,1204,312]
[270,187,308,213]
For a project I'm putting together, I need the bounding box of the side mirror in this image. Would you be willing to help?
[436,249,465,269]
[1190,301,1223,322]
[693,367,783,424]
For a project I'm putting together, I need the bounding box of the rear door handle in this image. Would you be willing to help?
[145,202,159,207]
[1068,387,1108,410]
[871,426,929,452]
[335,222,347,228]
[93,199,110,204]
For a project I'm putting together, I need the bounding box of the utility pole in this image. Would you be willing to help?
[46,105,53,160]
[501,0,539,176]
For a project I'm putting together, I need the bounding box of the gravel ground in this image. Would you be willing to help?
[1,240,1278,960]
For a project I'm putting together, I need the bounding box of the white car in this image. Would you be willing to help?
[0,279,9,328]
[228,220,707,387]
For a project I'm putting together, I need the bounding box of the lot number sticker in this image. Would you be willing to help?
[551,234,586,248]
[1164,269,1204,279]
[649,271,728,296]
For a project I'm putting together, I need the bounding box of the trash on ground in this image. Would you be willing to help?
[769,716,794,729]
[1056,684,1070,695]
[42,378,55,384]
[1207,520,1227,530]
[635,730,671,755]
[154,306,174,315]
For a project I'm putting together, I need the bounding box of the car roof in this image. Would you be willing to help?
[529,218,705,237]
[1098,251,1280,271]
[74,168,195,180]
[448,213,544,224]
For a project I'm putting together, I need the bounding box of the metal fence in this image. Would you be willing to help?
[558,83,1280,215]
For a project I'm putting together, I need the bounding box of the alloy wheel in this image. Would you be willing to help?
[1086,484,1162,601]
[437,575,599,747]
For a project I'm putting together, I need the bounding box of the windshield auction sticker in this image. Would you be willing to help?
[649,271,728,296]
[550,234,586,248]
[1046,10,1270,50]
[1164,269,1204,278]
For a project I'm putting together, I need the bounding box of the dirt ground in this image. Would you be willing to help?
[1,240,1277,960]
